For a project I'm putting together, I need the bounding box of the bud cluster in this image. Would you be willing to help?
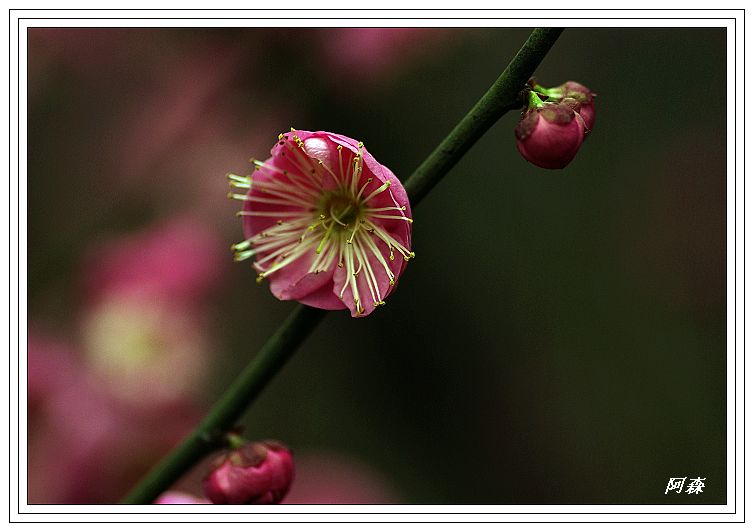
[515,80,596,169]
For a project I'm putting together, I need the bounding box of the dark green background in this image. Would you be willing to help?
[28,27,727,504]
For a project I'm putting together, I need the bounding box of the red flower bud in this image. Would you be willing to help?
[202,440,295,504]
[551,81,596,134]
[515,101,586,169]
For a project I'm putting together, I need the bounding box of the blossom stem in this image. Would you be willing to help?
[403,27,564,205]
[121,27,564,504]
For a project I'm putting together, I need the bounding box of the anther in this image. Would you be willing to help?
[234,249,255,262]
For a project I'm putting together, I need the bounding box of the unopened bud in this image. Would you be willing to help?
[549,81,596,134]
[515,98,586,169]
[202,440,295,504]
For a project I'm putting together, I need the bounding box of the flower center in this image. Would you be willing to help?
[320,190,362,230]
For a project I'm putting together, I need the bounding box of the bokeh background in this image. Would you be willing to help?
[27,27,727,504]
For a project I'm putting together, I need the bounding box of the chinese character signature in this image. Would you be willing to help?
[665,477,706,494]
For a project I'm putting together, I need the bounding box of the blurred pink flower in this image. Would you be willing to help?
[27,328,202,504]
[78,217,225,409]
[284,452,398,504]
[318,29,449,87]
[83,217,225,305]
[155,491,210,504]
[80,293,211,409]
[29,217,226,503]
[232,130,414,317]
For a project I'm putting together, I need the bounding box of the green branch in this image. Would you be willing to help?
[121,27,564,504]
[404,27,564,203]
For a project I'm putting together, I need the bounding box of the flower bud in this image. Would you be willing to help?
[202,440,294,504]
[549,81,596,134]
[515,101,586,169]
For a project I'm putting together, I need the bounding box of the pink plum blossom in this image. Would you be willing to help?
[230,130,414,317]
[515,99,586,169]
[202,441,295,504]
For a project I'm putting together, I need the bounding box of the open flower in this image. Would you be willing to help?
[229,129,414,317]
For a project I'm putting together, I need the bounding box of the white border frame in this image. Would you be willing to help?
[7,8,745,524]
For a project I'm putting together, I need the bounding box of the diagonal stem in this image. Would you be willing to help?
[403,27,564,203]
[121,27,564,504]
